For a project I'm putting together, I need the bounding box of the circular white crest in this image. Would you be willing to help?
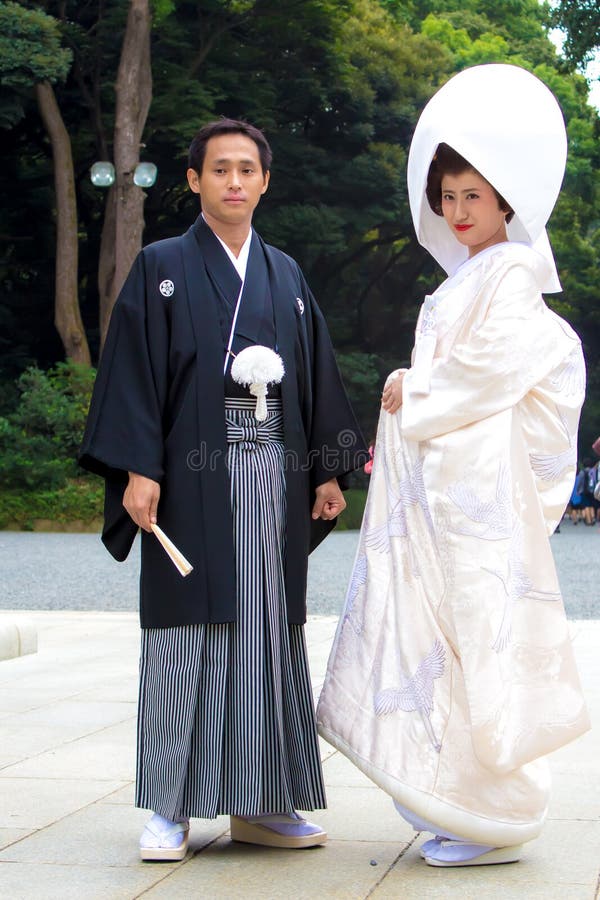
[159,279,174,297]
[297,297,304,315]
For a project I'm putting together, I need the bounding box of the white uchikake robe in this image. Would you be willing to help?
[317,242,590,847]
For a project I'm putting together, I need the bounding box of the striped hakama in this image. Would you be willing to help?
[135,398,326,820]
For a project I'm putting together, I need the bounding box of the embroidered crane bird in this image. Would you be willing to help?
[342,554,368,635]
[374,639,446,751]
[529,408,577,483]
[549,346,585,400]
[485,522,561,652]
[366,456,433,553]
[485,524,532,652]
[529,444,576,482]
[447,463,511,540]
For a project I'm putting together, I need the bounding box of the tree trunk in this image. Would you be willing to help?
[98,186,117,350]
[98,0,152,351]
[35,81,91,366]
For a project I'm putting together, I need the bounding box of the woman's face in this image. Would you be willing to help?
[441,169,508,258]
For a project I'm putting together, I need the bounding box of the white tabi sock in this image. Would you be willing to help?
[140,812,189,849]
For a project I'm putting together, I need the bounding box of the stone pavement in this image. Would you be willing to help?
[0,610,598,900]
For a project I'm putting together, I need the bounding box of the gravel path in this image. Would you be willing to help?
[1,517,598,618]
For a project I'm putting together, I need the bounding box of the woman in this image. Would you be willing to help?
[317,65,590,867]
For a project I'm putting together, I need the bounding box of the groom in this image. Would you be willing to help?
[80,117,367,859]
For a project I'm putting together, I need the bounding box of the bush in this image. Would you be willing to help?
[0,360,369,532]
[336,488,367,530]
[0,362,95,490]
[0,478,104,530]
[336,351,381,442]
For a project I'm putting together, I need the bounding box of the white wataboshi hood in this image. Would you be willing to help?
[407,64,567,293]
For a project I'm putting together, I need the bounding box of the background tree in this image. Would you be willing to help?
[400,0,600,452]
[1,0,599,464]
[551,0,600,67]
[98,0,152,345]
[0,0,90,364]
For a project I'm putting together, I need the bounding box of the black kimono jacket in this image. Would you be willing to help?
[79,216,368,628]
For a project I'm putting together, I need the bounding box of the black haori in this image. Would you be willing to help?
[135,398,326,818]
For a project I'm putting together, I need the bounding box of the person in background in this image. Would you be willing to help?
[591,460,600,524]
[568,466,584,525]
[579,458,596,525]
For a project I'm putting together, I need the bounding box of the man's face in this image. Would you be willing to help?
[186,133,269,231]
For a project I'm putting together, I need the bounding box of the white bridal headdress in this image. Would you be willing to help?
[407,64,567,292]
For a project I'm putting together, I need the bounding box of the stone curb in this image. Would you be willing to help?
[0,618,37,661]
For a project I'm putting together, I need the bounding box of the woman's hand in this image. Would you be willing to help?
[381,370,406,415]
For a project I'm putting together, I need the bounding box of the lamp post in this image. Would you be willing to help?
[90,156,157,348]
[90,161,157,189]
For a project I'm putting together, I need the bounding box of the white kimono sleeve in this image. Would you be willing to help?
[401,263,576,443]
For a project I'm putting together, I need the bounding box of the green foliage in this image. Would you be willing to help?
[0,1,72,88]
[0,478,104,530]
[336,352,382,436]
[0,0,599,471]
[151,0,176,24]
[335,488,368,531]
[0,87,26,127]
[551,0,600,67]
[409,0,600,457]
[580,359,600,457]
[0,362,95,490]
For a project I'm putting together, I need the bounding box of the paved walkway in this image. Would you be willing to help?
[0,611,598,899]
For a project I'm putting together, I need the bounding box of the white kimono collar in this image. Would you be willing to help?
[410,242,549,395]
[201,213,252,282]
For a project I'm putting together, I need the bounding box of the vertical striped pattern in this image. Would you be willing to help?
[136,398,326,820]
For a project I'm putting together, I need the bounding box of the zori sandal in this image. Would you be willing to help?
[139,813,190,862]
[424,839,522,867]
[230,813,327,849]
[419,835,448,859]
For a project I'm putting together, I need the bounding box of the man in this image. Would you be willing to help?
[80,118,367,860]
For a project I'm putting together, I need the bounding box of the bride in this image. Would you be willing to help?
[317,63,590,868]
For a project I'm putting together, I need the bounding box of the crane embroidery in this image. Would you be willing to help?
[548,345,585,400]
[342,554,368,635]
[366,456,433,554]
[374,639,446,751]
[529,407,576,483]
[529,444,576,482]
[447,463,511,540]
[484,522,561,652]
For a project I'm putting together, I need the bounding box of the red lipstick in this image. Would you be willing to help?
[455,225,473,232]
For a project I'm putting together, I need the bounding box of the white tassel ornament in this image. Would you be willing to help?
[231,346,285,420]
